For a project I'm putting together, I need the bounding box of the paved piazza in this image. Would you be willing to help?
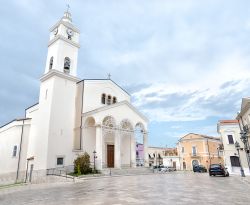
[0,172,250,205]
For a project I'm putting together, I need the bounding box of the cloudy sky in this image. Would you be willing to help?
[1,0,250,147]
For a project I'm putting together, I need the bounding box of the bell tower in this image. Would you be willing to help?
[44,9,80,77]
[27,8,81,171]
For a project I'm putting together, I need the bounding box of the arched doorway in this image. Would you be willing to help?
[102,116,116,168]
[192,160,199,170]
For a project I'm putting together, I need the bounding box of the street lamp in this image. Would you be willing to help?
[93,150,97,173]
[239,124,250,172]
[235,141,245,177]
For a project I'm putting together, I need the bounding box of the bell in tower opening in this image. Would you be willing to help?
[64,57,71,74]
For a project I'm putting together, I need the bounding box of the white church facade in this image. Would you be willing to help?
[0,11,148,183]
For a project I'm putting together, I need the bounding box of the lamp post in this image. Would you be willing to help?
[239,123,250,172]
[93,150,97,173]
[235,141,245,177]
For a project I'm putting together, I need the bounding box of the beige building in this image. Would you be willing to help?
[217,120,249,175]
[177,133,223,170]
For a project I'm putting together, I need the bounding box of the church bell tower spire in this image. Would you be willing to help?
[44,7,80,77]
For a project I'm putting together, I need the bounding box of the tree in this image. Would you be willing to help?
[74,152,92,175]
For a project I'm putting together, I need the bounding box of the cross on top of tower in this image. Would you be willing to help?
[62,3,72,22]
[107,73,111,79]
[66,4,70,13]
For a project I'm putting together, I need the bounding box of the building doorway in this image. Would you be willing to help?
[173,161,176,169]
[183,162,186,170]
[107,145,114,168]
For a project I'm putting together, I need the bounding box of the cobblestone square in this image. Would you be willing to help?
[0,172,250,205]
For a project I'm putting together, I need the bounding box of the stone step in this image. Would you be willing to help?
[102,167,153,176]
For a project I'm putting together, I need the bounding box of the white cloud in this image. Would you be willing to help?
[132,75,250,122]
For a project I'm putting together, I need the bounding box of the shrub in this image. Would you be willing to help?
[74,152,92,175]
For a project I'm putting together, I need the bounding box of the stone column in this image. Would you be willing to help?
[143,132,149,167]
[95,124,103,170]
[130,134,136,168]
[115,130,121,169]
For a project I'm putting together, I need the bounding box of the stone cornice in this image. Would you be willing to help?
[40,70,80,83]
[179,138,221,143]
[82,100,149,123]
[48,35,80,48]
[50,20,80,33]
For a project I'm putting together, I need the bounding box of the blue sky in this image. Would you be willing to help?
[1,0,250,147]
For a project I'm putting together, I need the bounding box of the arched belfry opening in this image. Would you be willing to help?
[49,56,53,70]
[64,57,71,74]
[101,94,106,104]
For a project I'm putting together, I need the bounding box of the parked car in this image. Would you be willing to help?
[193,165,207,173]
[153,165,162,171]
[159,166,169,172]
[209,164,229,177]
[167,167,177,171]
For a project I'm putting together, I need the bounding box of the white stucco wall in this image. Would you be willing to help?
[163,156,181,170]
[0,119,30,176]
[81,127,96,160]
[46,75,78,169]
[121,134,131,166]
[82,80,131,113]
[27,73,79,171]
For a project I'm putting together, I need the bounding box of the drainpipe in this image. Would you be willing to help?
[16,119,25,183]
[207,139,211,166]
[79,81,84,150]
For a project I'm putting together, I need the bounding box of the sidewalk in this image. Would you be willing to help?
[241,176,250,185]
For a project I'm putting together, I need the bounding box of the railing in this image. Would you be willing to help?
[190,153,200,157]
[46,165,75,180]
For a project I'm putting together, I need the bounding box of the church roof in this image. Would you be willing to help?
[0,118,31,129]
[77,79,131,96]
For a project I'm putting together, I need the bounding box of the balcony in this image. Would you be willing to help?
[190,153,200,158]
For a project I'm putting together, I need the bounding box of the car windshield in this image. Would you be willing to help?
[210,164,220,168]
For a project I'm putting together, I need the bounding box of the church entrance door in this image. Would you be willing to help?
[107,145,114,168]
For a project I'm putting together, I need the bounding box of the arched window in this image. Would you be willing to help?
[49,57,53,70]
[113,97,117,104]
[101,94,106,104]
[107,95,111,105]
[64,57,71,74]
